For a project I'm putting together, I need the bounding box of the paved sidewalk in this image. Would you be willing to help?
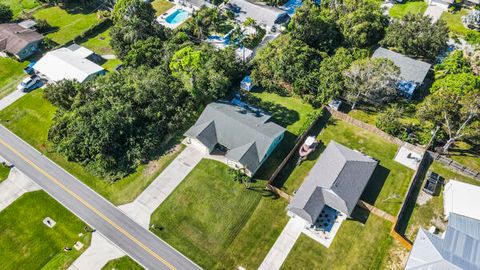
[258,217,306,270]
[119,145,204,228]
[68,232,125,270]
[0,90,26,111]
[0,167,41,212]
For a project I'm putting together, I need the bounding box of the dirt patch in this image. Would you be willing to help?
[383,242,409,270]
[144,144,181,175]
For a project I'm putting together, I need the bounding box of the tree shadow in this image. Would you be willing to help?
[242,94,299,129]
[360,165,391,207]
[61,0,106,15]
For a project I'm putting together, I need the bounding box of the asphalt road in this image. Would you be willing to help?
[0,125,200,270]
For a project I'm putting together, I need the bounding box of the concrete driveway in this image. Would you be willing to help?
[0,167,40,212]
[424,4,447,23]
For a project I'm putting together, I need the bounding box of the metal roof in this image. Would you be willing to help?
[372,47,431,84]
[184,101,285,174]
[288,141,378,223]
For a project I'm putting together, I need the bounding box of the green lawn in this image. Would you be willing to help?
[33,6,100,45]
[280,117,414,216]
[0,90,185,205]
[249,91,317,136]
[0,58,28,99]
[0,191,91,269]
[404,161,480,240]
[281,209,394,270]
[441,8,471,36]
[152,0,174,16]
[0,163,10,183]
[448,141,480,172]
[150,159,289,269]
[389,1,428,19]
[103,256,143,270]
[80,26,113,55]
[0,0,39,17]
[102,58,122,72]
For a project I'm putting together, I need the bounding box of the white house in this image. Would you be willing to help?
[443,180,480,221]
[33,45,105,83]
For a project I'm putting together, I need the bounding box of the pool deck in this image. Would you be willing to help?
[156,2,194,29]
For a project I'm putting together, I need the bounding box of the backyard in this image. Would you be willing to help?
[281,208,394,269]
[0,58,29,99]
[0,191,91,270]
[389,0,427,19]
[277,116,414,216]
[33,5,101,45]
[152,0,175,16]
[404,161,480,240]
[0,90,185,205]
[80,25,113,56]
[150,159,289,270]
[440,8,480,39]
[0,0,39,17]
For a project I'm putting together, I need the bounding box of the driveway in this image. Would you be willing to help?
[0,167,41,212]
[0,90,26,111]
[424,4,447,23]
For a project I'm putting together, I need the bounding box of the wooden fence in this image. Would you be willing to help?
[429,151,480,180]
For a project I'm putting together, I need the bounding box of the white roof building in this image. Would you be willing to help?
[33,46,104,83]
[444,180,480,220]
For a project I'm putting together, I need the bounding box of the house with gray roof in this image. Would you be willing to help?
[288,141,378,224]
[223,0,290,31]
[0,23,43,60]
[184,101,285,176]
[406,213,480,270]
[372,47,432,99]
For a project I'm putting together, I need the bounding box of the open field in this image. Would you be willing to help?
[389,0,427,18]
[0,58,28,99]
[103,256,143,270]
[278,117,414,216]
[0,0,39,17]
[0,90,185,205]
[150,159,289,269]
[281,209,394,269]
[0,191,90,269]
[404,161,480,240]
[33,6,100,45]
[152,0,175,16]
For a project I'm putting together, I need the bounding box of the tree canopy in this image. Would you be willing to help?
[112,0,155,23]
[381,13,448,60]
[0,3,12,23]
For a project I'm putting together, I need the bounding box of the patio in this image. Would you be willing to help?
[302,206,347,248]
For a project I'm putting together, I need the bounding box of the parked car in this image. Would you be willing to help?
[23,62,36,75]
[422,171,443,195]
[17,75,43,92]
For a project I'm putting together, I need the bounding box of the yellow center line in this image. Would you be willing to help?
[0,137,176,270]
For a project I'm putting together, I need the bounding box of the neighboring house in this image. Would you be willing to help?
[223,0,290,31]
[405,213,480,270]
[184,101,285,176]
[372,47,432,99]
[444,180,480,221]
[288,141,378,224]
[0,23,43,60]
[33,45,105,83]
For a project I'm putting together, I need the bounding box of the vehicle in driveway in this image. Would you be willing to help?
[17,75,43,92]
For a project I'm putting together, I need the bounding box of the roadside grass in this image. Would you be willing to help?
[404,161,480,240]
[80,26,113,55]
[152,0,175,16]
[281,208,394,270]
[102,256,143,270]
[279,117,414,216]
[0,163,10,183]
[0,58,28,99]
[0,90,185,205]
[150,159,289,269]
[389,0,428,18]
[0,191,91,270]
[33,6,100,45]
[0,0,39,17]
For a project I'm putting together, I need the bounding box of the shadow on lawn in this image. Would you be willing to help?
[242,94,299,130]
[360,165,391,207]
[61,0,106,14]
[349,207,370,225]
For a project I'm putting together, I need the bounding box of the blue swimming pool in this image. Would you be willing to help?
[165,9,189,24]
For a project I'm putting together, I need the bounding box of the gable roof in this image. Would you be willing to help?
[288,141,378,223]
[33,47,104,83]
[224,0,288,28]
[184,101,285,173]
[0,23,43,55]
[372,47,431,84]
[406,213,480,270]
